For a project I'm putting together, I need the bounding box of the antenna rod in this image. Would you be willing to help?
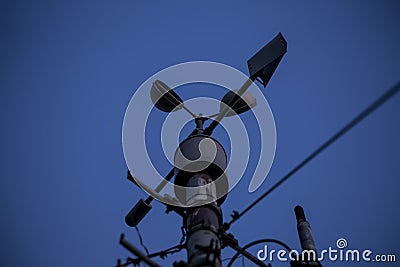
[295,206,317,253]
[291,206,322,267]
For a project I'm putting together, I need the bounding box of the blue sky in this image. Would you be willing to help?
[1,1,399,267]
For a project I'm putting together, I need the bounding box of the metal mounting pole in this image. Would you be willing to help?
[184,173,222,267]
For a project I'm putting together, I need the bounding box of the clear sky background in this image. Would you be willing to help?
[1,1,399,267]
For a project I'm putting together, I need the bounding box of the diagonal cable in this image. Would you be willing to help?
[225,81,400,229]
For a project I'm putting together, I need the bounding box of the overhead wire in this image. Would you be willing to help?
[225,81,400,229]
